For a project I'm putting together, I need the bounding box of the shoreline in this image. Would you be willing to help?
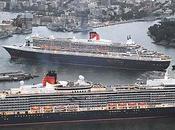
[91,17,161,29]
[153,41,175,48]
[47,17,160,33]
[0,11,163,33]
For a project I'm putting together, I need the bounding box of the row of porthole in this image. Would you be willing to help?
[14,114,43,118]
[72,90,88,93]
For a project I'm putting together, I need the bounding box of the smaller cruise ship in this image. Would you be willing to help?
[1,71,175,126]
[2,32,171,70]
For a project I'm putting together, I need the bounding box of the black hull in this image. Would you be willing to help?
[1,107,175,126]
[3,47,170,71]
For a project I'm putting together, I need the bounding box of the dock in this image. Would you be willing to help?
[0,71,39,82]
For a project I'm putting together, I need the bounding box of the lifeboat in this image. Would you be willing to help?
[43,106,53,112]
[127,102,137,109]
[138,102,147,105]
[55,106,66,112]
[118,103,127,107]
[108,103,116,106]
[31,106,40,111]
[117,103,127,109]
[43,106,52,110]
[128,102,137,106]
[107,103,117,110]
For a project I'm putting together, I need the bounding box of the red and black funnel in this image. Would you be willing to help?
[42,71,57,86]
[89,32,100,40]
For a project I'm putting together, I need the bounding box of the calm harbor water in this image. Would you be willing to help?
[0,12,175,130]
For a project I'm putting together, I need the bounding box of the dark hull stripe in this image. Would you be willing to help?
[0,116,168,127]
[1,107,175,126]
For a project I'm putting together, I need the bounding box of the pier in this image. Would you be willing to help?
[0,71,38,82]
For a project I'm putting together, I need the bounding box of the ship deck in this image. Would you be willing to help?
[1,83,175,97]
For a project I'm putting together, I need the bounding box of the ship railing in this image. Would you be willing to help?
[112,84,142,92]
[112,86,166,92]
[106,52,165,61]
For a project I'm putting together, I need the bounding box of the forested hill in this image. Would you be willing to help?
[148,18,175,46]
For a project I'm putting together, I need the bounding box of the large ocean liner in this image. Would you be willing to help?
[1,71,175,126]
[2,32,171,70]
